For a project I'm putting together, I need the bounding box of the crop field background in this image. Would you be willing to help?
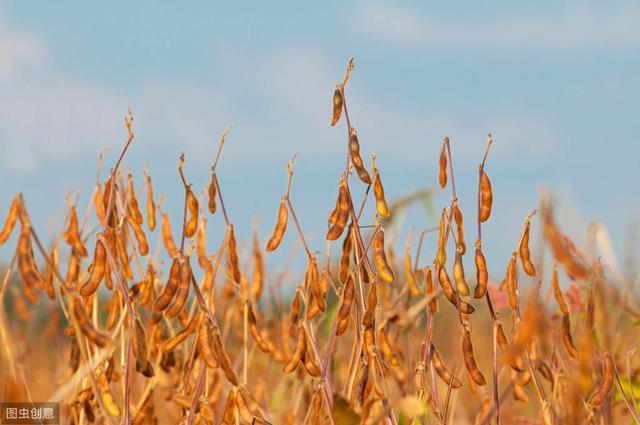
[0,2,639,425]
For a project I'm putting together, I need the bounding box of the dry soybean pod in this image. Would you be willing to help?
[248,304,270,353]
[266,197,288,252]
[453,246,469,296]
[162,312,200,352]
[506,252,519,310]
[288,291,301,337]
[431,344,462,388]
[197,317,219,369]
[213,328,239,386]
[127,215,149,256]
[227,224,241,283]
[152,257,181,311]
[336,275,355,336]
[115,231,134,280]
[207,169,217,215]
[338,228,353,284]
[479,170,493,222]
[349,128,372,184]
[436,208,448,267]
[221,389,238,425]
[473,241,488,299]
[588,352,614,406]
[371,153,389,218]
[0,195,20,244]
[252,230,264,301]
[496,322,525,372]
[185,188,199,238]
[452,204,466,254]
[373,224,394,282]
[551,264,569,315]
[561,314,578,359]
[143,169,156,231]
[166,258,191,318]
[96,366,121,417]
[194,217,207,269]
[64,204,88,257]
[283,326,306,373]
[127,173,143,225]
[326,180,350,241]
[518,213,536,276]
[79,239,106,296]
[71,296,110,348]
[462,327,486,386]
[160,209,179,258]
[330,84,343,126]
[438,139,448,188]
[424,266,438,313]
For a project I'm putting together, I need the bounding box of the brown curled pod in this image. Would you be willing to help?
[17,224,42,303]
[374,225,394,282]
[43,249,56,300]
[453,247,469,296]
[227,224,241,283]
[160,211,179,258]
[144,170,156,231]
[336,275,355,336]
[197,217,207,268]
[133,318,154,377]
[551,264,569,315]
[588,353,614,406]
[127,215,149,256]
[436,208,448,267]
[349,128,372,184]
[326,182,350,241]
[115,232,134,280]
[64,205,88,257]
[288,291,301,337]
[79,240,106,296]
[207,170,217,215]
[505,252,519,310]
[162,312,200,352]
[561,314,578,359]
[105,289,120,331]
[283,326,306,373]
[437,266,456,303]
[452,204,466,254]
[212,329,239,386]
[152,257,181,311]
[315,269,328,313]
[363,316,376,357]
[330,85,343,126]
[94,184,106,225]
[166,258,191,318]
[0,195,20,244]
[197,317,219,369]
[372,155,390,218]
[71,296,110,348]
[438,139,448,188]
[266,197,288,251]
[479,170,493,222]
[431,344,462,388]
[252,231,264,302]
[302,340,322,377]
[248,304,270,353]
[127,174,143,225]
[235,387,257,424]
[463,328,486,385]
[338,229,353,284]
[424,267,438,313]
[519,217,536,276]
[496,323,525,372]
[474,242,488,299]
[184,188,199,238]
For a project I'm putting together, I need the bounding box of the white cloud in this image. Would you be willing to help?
[353,2,640,52]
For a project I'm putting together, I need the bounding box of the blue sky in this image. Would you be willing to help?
[0,1,638,280]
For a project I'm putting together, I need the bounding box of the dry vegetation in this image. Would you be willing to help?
[0,58,639,425]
